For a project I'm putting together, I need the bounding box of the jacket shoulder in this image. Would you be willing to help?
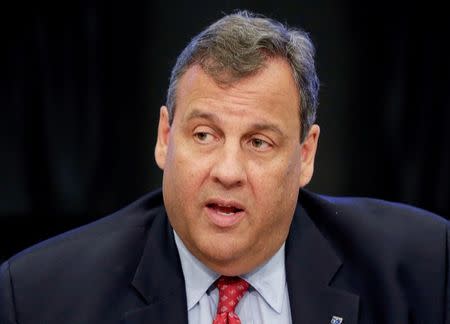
[0,189,167,323]
[301,189,448,232]
[298,190,449,322]
[5,188,165,275]
[299,189,449,265]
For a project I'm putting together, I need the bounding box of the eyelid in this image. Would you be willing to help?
[252,133,274,144]
[248,135,274,151]
[193,125,217,135]
[192,125,219,144]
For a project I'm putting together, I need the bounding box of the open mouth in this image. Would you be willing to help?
[205,200,246,227]
[206,203,244,215]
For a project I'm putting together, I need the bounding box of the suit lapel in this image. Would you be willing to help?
[286,194,360,324]
[122,209,188,324]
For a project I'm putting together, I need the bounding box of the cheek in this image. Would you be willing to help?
[167,139,209,176]
[163,142,213,213]
[250,154,301,191]
[247,155,301,225]
[247,161,299,247]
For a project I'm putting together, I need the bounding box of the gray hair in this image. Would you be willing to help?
[166,10,319,142]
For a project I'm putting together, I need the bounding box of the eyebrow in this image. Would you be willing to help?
[185,109,219,123]
[185,109,285,137]
[251,123,284,137]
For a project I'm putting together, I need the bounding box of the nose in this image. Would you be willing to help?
[209,142,247,188]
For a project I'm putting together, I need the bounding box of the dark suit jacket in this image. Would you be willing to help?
[0,189,448,324]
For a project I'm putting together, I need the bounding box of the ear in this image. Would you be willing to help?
[299,124,320,187]
[154,106,171,170]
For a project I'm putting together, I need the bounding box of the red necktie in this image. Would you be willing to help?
[213,276,250,324]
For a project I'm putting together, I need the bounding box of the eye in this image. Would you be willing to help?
[249,137,272,151]
[193,131,215,144]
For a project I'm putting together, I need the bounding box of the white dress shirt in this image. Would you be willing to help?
[173,231,292,324]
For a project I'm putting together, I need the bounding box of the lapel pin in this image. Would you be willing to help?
[330,315,343,324]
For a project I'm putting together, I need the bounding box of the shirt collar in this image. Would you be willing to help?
[174,230,287,313]
[241,243,286,313]
[174,231,219,310]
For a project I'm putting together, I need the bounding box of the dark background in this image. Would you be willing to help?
[2,0,449,262]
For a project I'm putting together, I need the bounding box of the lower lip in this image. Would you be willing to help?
[205,206,245,228]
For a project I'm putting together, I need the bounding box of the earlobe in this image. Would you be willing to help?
[154,106,171,170]
[299,124,320,187]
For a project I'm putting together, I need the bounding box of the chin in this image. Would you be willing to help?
[197,240,251,272]
[202,242,239,261]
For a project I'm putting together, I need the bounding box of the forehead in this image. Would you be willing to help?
[174,58,300,131]
[178,59,298,100]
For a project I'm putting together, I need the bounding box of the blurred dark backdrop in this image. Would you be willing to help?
[2,0,449,262]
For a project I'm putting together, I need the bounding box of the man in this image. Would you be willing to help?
[0,10,448,324]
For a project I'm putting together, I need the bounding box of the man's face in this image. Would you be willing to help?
[155,58,319,275]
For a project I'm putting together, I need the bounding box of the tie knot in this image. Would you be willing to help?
[215,276,250,315]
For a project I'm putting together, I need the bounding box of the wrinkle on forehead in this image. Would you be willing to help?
[179,58,299,107]
[175,58,301,135]
[184,108,285,138]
